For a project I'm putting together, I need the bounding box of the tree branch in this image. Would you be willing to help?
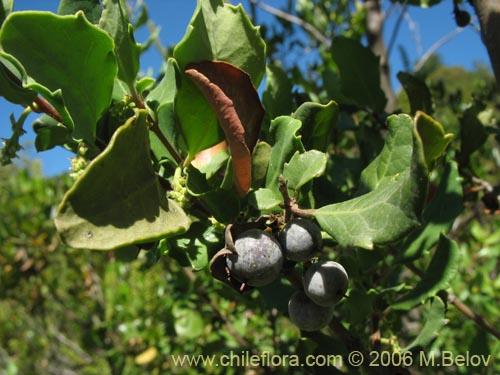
[471,0,500,86]
[414,28,465,72]
[249,0,331,47]
[405,264,500,340]
[448,294,500,340]
[364,0,397,112]
[182,268,250,348]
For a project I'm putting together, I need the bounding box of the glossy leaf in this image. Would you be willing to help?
[146,58,180,112]
[263,63,293,119]
[392,235,460,310]
[292,101,339,152]
[314,114,428,249]
[135,77,155,95]
[251,141,271,189]
[175,78,221,159]
[147,58,183,162]
[330,36,387,111]
[27,82,75,135]
[191,141,229,179]
[58,0,102,23]
[185,165,240,223]
[458,101,488,164]
[0,11,117,143]
[54,110,190,250]
[398,160,463,263]
[250,188,282,213]
[168,220,220,271]
[99,0,140,86]
[173,0,266,85]
[0,53,36,105]
[33,115,71,152]
[415,111,453,167]
[283,150,327,191]
[404,297,448,350]
[174,0,266,159]
[265,116,304,194]
[0,0,12,26]
[398,72,433,115]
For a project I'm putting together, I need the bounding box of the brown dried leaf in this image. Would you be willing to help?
[186,61,264,151]
[185,61,264,196]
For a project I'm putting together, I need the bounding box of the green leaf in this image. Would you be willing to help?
[314,114,428,249]
[0,53,37,105]
[415,111,453,168]
[330,36,387,111]
[392,235,460,310]
[173,0,266,159]
[292,101,339,152]
[146,58,180,112]
[342,288,376,325]
[458,101,488,164]
[185,165,240,223]
[58,0,102,23]
[54,110,190,250]
[173,303,205,339]
[191,142,229,179]
[283,150,327,191]
[168,219,220,271]
[251,141,271,189]
[99,0,140,86]
[398,160,463,263]
[263,63,293,119]
[1,110,29,165]
[397,72,433,115]
[259,278,295,314]
[265,116,304,194]
[0,0,13,27]
[27,82,75,135]
[0,11,117,144]
[147,58,183,162]
[250,188,282,213]
[175,79,222,159]
[135,77,155,95]
[404,297,448,350]
[33,115,71,152]
[173,0,266,85]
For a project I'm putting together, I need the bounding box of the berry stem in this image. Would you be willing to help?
[278,176,315,220]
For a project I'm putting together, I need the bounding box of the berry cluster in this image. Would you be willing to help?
[215,217,349,332]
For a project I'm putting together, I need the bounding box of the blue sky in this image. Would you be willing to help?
[0,0,490,176]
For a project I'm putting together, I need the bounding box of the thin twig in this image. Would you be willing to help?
[405,264,500,340]
[1,63,64,124]
[448,294,500,340]
[149,121,183,164]
[182,268,251,348]
[471,176,494,193]
[278,176,315,219]
[414,27,466,71]
[249,0,331,47]
[32,96,64,124]
[386,3,407,59]
[147,20,168,58]
[404,10,423,57]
